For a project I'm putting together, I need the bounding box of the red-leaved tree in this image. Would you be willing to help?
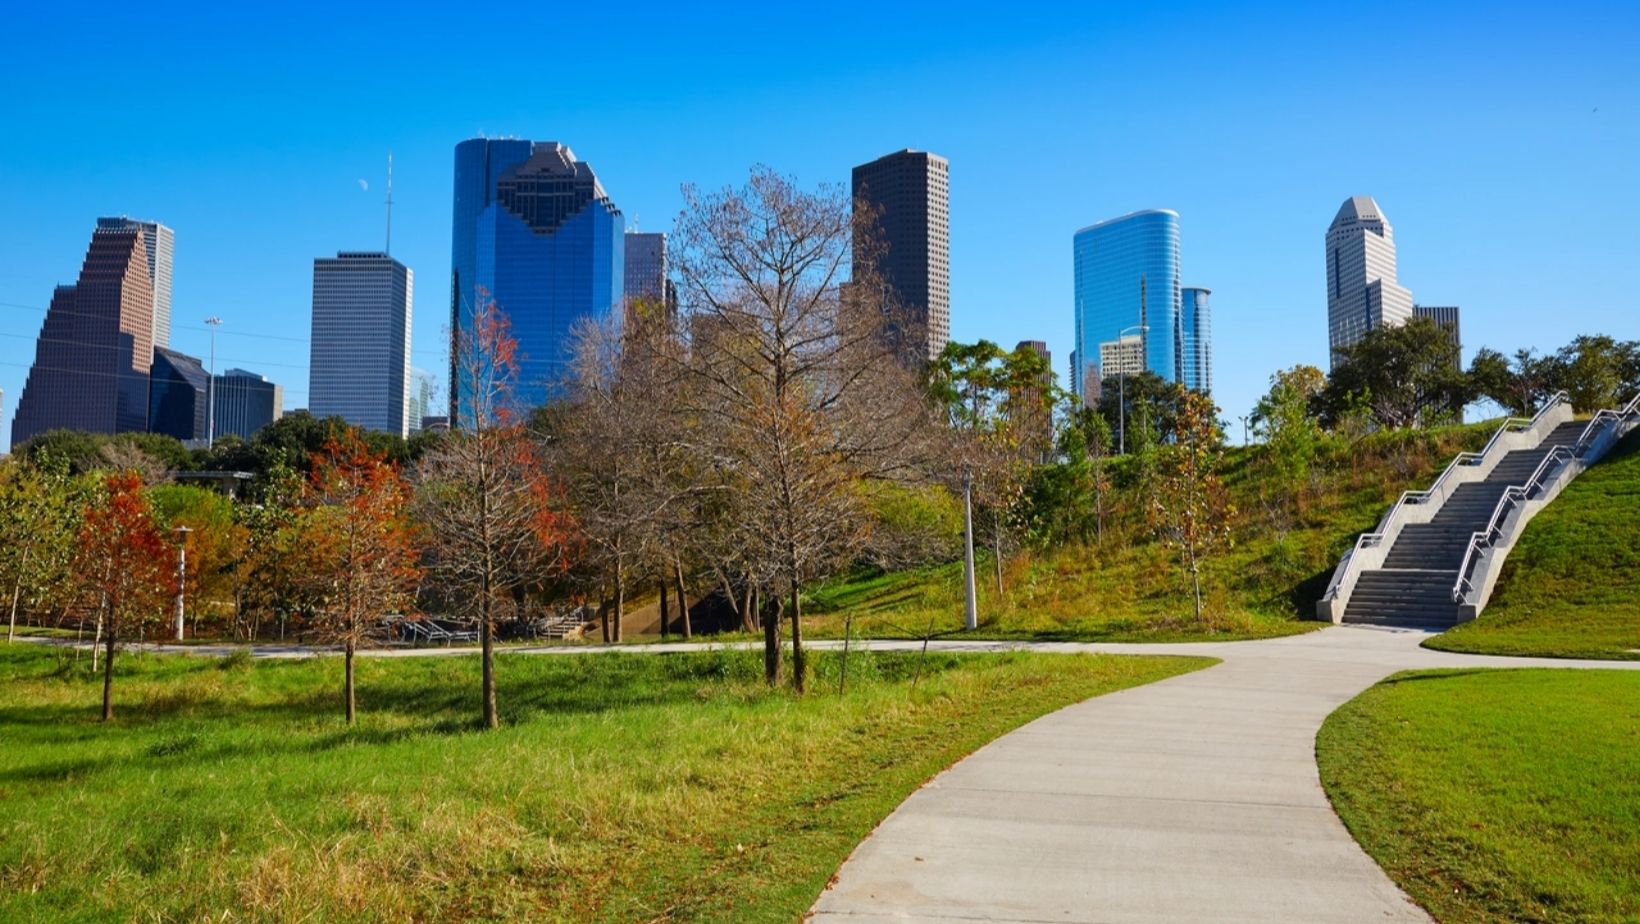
[419,290,569,728]
[75,471,174,721]
[299,430,423,723]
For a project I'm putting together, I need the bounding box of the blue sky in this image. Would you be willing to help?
[2,1,1637,450]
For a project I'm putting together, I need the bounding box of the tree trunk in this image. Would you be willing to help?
[658,579,670,638]
[993,524,1005,596]
[674,558,691,639]
[612,573,625,643]
[480,612,497,729]
[599,596,611,643]
[742,583,758,634]
[788,578,805,694]
[762,593,781,685]
[100,622,115,721]
[1190,555,1203,624]
[344,639,357,725]
[7,547,28,643]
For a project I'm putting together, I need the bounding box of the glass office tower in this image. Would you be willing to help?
[1180,286,1212,394]
[148,347,209,442]
[450,139,624,422]
[1071,210,1181,399]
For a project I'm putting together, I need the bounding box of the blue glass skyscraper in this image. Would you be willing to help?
[450,139,624,421]
[1180,286,1212,394]
[1071,210,1182,399]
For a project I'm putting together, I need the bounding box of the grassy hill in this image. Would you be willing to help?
[806,423,1495,642]
[1429,428,1640,660]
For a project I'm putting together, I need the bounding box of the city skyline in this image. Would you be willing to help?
[2,3,1637,450]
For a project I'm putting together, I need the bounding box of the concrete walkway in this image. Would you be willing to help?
[807,626,1640,924]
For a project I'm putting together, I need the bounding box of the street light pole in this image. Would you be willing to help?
[1116,324,1149,455]
[1239,415,1250,447]
[172,526,192,641]
[961,467,978,631]
[204,317,222,448]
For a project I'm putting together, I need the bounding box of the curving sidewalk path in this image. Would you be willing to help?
[806,626,1640,924]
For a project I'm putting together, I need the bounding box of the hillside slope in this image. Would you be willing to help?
[1428,428,1640,660]
[808,423,1494,642]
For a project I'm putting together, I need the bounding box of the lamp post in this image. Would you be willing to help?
[1239,414,1250,447]
[1117,324,1149,455]
[172,526,192,641]
[204,316,222,448]
[961,467,978,631]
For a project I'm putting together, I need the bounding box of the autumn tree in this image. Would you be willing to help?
[417,292,566,728]
[73,471,174,720]
[673,167,930,690]
[299,431,422,724]
[1149,387,1233,624]
[233,455,305,640]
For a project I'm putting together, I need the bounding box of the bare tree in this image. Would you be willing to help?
[672,167,931,691]
[1149,387,1233,624]
[418,291,567,728]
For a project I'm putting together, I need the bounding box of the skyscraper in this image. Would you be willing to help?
[1180,286,1212,394]
[1326,196,1412,365]
[309,251,413,437]
[450,139,625,421]
[1413,304,1462,368]
[148,347,210,442]
[624,231,676,315]
[407,368,434,434]
[96,216,173,349]
[1071,210,1181,400]
[851,149,950,362]
[11,223,158,447]
[213,368,283,441]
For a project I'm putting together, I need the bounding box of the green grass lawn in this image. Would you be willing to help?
[1318,668,1640,924]
[1429,430,1640,660]
[0,643,1207,922]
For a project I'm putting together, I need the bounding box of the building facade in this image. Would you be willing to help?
[148,347,209,442]
[1180,286,1212,394]
[450,139,624,421]
[96,216,173,349]
[213,368,283,441]
[1098,334,1146,379]
[1072,210,1181,399]
[11,223,158,447]
[1326,196,1412,365]
[1413,304,1462,366]
[623,231,675,315]
[309,251,413,437]
[851,149,951,362]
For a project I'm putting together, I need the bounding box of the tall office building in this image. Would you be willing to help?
[148,347,210,442]
[213,368,283,441]
[407,368,434,434]
[96,216,173,349]
[1072,210,1181,400]
[1326,196,1412,365]
[450,139,624,421]
[310,251,413,437]
[1180,286,1213,394]
[1413,304,1462,366]
[624,231,676,315]
[851,149,950,362]
[11,223,158,447]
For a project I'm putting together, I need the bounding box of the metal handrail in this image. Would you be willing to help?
[1320,392,1568,603]
[1452,444,1574,601]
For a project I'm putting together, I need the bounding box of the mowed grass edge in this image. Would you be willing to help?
[1317,668,1640,924]
[0,644,1210,922]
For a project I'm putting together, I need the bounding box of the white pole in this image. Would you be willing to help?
[962,469,978,631]
[204,317,222,447]
[173,528,189,641]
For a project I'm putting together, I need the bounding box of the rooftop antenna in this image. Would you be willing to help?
[384,152,394,255]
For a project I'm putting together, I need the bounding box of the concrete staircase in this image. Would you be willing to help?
[1341,420,1585,628]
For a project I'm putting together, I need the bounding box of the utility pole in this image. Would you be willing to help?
[961,468,978,631]
[204,317,222,448]
[172,526,192,641]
